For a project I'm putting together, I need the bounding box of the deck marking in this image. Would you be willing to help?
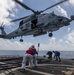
[26,68,54,75]
[12,67,54,75]
[0,63,73,75]
[62,71,73,75]
[37,63,74,67]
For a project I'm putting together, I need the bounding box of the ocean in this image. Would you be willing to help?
[0,50,74,59]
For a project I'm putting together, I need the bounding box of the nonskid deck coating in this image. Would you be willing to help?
[0,57,74,75]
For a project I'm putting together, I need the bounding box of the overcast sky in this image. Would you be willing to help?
[0,0,74,51]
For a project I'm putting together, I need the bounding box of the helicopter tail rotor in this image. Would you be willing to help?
[0,23,7,36]
[0,22,5,30]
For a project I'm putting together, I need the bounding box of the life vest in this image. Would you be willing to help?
[26,49,33,55]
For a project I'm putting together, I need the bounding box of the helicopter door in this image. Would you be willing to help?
[31,19,37,29]
[19,20,23,27]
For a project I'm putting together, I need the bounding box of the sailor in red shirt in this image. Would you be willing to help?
[21,45,38,71]
[30,45,38,67]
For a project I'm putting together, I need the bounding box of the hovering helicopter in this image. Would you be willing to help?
[0,0,74,42]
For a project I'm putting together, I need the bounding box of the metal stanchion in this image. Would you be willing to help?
[37,43,40,58]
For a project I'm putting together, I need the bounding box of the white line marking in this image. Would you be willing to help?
[26,68,54,75]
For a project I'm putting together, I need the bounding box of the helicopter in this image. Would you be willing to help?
[0,0,74,42]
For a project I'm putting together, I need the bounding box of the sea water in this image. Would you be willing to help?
[0,50,74,59]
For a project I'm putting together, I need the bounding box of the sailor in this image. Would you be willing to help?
[31,45,38,67]
[46,51,52,61]
[53,51,61,62]
[21,45,38,71]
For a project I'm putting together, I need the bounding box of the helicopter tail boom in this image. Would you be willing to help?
[0,26,7,39]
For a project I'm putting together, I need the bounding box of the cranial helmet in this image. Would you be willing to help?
[31,45,35,48]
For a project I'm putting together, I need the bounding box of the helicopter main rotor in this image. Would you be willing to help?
[11,0,69,22]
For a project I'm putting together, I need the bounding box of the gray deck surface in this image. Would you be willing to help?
[0,57,74,75]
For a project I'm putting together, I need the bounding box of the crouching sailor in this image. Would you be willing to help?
[21,45,38,71]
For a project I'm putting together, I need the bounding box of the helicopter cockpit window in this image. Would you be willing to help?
[19,20,23,27]
[58,19,63,22]
[58,16,63,22]
[49,13,56,18]
[31,19,38,29]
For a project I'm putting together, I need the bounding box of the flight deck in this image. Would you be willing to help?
[0,56,74,75]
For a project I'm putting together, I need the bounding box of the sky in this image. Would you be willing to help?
[0,0,74,51]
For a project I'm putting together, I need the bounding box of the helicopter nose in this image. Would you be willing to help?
[61,18,68,24]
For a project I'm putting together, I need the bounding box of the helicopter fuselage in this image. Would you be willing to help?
[6,12,73,39]
[0,0,74,42]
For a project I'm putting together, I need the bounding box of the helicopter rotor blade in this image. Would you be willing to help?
[10,16,29,22]
[11,0,69,22]
[13,0,36,14]
[40,0,68,13]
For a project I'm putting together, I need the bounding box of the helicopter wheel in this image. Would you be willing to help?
[48,32,53,37]
[20,39,23,42]
[20,36,23,42]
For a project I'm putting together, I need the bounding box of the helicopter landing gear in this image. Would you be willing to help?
[20,36,23,42]
[48,32,53,37]
[38,29,43,33]
[38,28,43,33]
